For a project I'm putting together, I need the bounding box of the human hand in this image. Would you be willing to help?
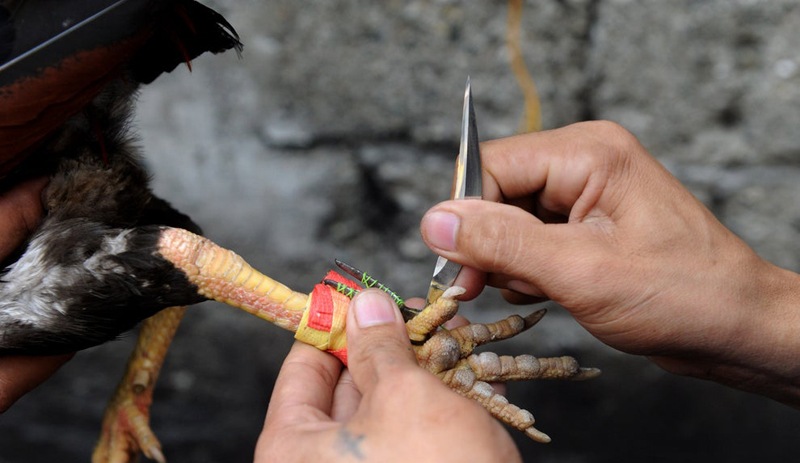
[420,121,800,405]
[0,177,72,413]
[0,177,48,258]
[255,289,521,463]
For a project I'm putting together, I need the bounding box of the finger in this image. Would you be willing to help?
[0,353,72,413]
[403,297,425,311]
[0,177,48,257]
[421,199,594,287]
[486,274,549,305]
[480,121,637,218]
[345,290,419,392]
[499,288,548,305]
[452,266,486,301]
[330,369,361,422]
[487,273,546,297]
[442,314,470,330]
[264,341,343,427]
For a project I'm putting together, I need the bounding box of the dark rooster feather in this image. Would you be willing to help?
[0,0,242,354]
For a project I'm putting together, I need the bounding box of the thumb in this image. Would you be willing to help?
[345,289,418,391]
[420,200,583,293]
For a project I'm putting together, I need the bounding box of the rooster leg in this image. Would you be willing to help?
[154,228,601,445]
[93,306,187,463]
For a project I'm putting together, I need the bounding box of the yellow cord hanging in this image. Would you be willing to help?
[506,0,542,133]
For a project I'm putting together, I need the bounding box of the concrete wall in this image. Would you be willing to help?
[3,1,800,461]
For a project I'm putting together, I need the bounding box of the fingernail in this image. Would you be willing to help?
[353,290,398,328]
[422,211,459,251]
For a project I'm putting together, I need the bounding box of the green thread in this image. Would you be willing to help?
[359,272,405,307]
[336,281,358,299]
[324,279,360,299]
[334,260,405,307]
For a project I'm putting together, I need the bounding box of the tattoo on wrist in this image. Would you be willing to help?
[337,427,366,460]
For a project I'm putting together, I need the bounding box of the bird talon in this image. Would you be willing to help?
[411,297,599,443]
[145,445,167,463]
[441,285,466,299]
[93,400,164,463]
[94,308,186,463]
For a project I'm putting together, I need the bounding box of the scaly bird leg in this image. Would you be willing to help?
[157,229,602,444]
[156,228,309,332]
[93,306,187,463]
[95,228,599,463]
[95,228,311,463]
[157,230,600,443]
[95,228,319,463]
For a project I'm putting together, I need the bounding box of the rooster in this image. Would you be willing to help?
[1,1,246,460]
[0,2,599,461]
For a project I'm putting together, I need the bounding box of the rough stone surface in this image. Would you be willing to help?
[3,1,800,462]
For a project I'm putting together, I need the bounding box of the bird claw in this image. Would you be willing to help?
[407,287,599,443]
[94,307,186,463]
[92,388,165,463]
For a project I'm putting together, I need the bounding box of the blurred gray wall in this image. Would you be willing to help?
[4,1,800,462]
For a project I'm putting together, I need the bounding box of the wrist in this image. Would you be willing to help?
[656,257,800,407]
[738,262,800,405]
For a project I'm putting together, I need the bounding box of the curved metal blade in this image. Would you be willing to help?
[425,77,482,306]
